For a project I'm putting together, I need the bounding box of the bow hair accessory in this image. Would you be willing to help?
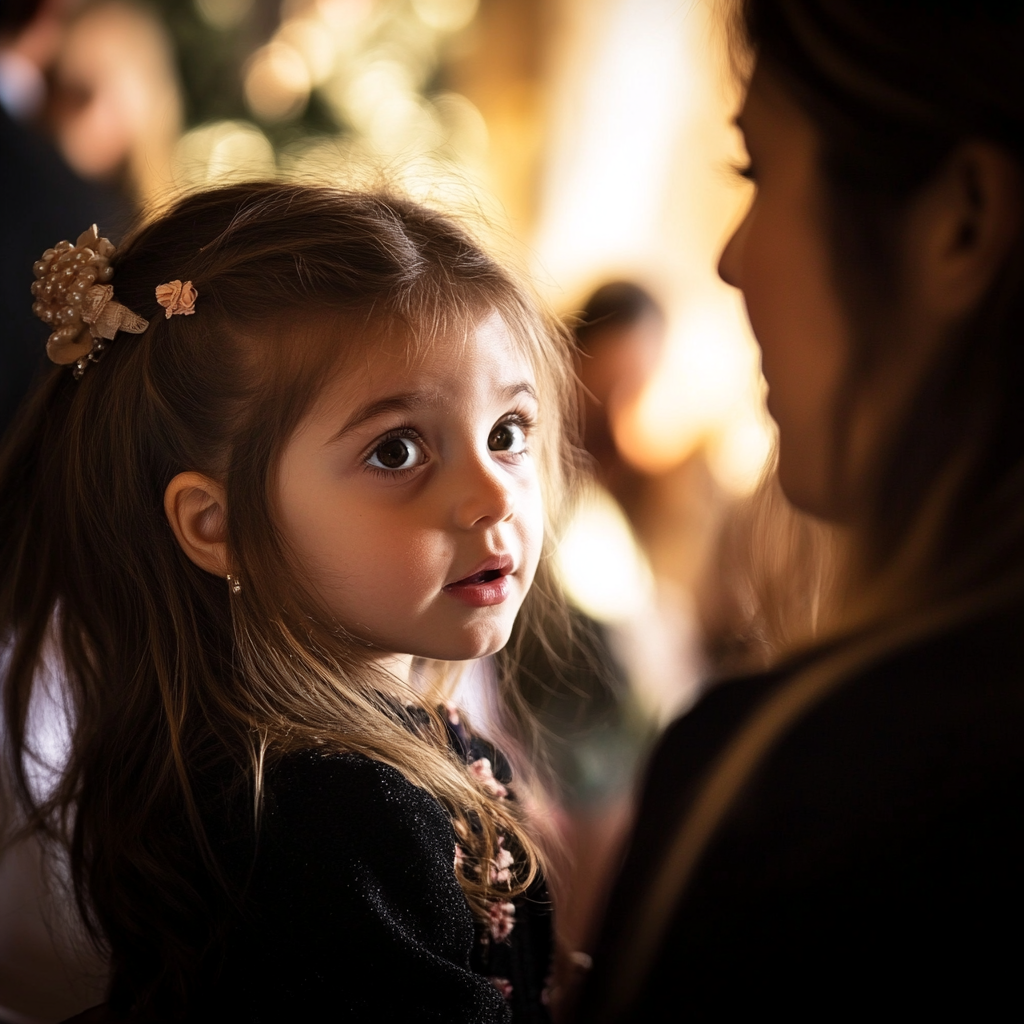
[155,279,197,318]
[31,225,149,379]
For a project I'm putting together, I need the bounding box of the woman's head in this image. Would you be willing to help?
[0,182,576,1007]
[721,0,1024,611]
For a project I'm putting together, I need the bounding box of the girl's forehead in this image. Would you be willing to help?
[307,311,537,420]
[346,309,530,377]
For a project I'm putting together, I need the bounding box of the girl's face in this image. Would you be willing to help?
[276,311,546,662]
[719,65,852,518]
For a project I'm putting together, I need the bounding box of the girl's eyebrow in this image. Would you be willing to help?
[328,380,537,443]
[501,380,538,403]
[329,392,424,442]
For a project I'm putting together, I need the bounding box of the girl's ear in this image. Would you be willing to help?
[164,472,230,577]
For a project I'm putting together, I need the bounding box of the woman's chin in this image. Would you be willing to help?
[776,450,840,522]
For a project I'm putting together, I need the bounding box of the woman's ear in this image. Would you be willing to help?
[906,141,1023,323]
[164,472,230,577]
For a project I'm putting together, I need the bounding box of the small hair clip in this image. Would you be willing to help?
[155,280,197,318]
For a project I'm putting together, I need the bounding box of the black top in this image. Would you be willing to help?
[578,601,1024,1021]
[156,713,553,1023]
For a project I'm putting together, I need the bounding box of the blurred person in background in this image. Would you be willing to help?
[569,282,706,722]
[575,282,728,608]
[0,0,124,438]
[575,282,665,509]
[47,0,182,211]
[578,0,1024,1019]
[524,283,709,1013]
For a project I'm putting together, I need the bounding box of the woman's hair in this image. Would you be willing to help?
[697,465,838,676]
[737,0,1024,620]
[0,183,579,1012]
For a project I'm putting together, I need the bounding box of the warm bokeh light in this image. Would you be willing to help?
[411,0,479,33]
[244,40,312,123]
[174,119,276,188]
[534,0,770,494]
[615,295,774,487]
[555,487,655,625]
[433,92,489,164]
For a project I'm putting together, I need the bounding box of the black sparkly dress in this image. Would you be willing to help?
[196,709,553,1023]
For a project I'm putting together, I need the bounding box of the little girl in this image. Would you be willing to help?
[0,183,578,1021]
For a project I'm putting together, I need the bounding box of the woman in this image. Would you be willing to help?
[578,1,1024,1019]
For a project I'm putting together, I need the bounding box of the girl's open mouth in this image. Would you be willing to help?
[460,568,503,585]
[443,556,514,607]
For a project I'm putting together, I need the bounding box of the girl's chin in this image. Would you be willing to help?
[424,621,518,664]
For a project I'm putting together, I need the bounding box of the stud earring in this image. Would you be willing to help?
[226,574,242,594]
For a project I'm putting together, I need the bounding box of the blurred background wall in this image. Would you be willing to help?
[51,0,769,490]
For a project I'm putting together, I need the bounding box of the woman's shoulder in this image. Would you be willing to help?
[624,603,1024,890]
[653,600,1024,777]
[757,602,1024,789]
[584,605,1024,1019]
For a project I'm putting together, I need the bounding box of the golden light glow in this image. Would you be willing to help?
[411,0,480,33]
[278,17,338,86]
[291,0,373,35]
[614,294,773,491]
[244,41,312,123]
[432,92,489,165]
[708,409,775,494]
[173,120,276,189]
[535,0,769,494]
[555,487,655,624]
[341,58,415,129]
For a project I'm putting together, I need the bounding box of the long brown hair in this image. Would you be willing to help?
[736,0,1024,625]
[0,183,579,1013]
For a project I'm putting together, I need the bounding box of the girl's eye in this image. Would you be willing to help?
[366,435,426,472]
[489,421,527,455]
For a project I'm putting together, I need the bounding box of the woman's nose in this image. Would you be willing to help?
[718,210,750,289]
[451,455,515,530]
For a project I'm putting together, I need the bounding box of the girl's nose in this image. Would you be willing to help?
[451,456,515,530]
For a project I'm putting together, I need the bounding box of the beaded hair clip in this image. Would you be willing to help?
[31,225,197,379]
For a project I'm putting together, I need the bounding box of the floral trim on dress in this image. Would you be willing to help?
[442,705,520,946]
[490,977,514,1000]
[442,702,554,1019]
[469,757,509,800]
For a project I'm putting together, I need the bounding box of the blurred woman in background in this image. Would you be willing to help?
[579,1,1024,1018]
[48,0,181,210]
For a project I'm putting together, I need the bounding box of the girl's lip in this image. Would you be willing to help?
[443,555,514,607]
